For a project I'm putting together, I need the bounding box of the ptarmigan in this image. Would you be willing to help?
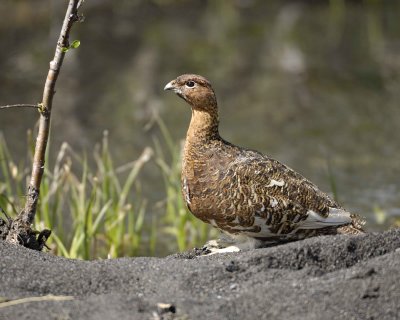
[164,74,365,254]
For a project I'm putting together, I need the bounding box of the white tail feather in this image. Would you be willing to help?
[298,208,352,229]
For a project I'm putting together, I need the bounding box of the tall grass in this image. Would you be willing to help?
[0,131,153,259]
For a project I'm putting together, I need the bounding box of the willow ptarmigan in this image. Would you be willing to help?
[164,74,365,254]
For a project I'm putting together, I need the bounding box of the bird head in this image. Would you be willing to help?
[164,74,217,112]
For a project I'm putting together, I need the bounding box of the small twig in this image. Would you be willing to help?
[0,295,74,308]
[0,104,39,110]
[77,0,85,9]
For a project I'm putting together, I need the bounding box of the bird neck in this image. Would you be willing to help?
[187,108,220,143]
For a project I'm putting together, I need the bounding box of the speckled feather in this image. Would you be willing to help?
[165,74,364,242]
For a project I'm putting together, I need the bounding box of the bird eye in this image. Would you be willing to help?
[185,81,195,88]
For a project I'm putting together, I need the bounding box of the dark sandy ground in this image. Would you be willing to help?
[0,229,399,320]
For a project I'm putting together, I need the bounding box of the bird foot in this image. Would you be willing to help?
[201,235,261,255]
[201,239,241,255]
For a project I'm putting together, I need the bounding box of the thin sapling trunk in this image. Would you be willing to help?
[1,0,84,250]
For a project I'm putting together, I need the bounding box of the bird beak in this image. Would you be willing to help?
[164,80,176,91]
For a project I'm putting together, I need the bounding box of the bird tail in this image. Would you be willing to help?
[336,213,366,235]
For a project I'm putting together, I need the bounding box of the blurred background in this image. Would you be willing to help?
[0,0,399,257]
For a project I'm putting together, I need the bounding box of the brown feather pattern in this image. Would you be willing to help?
[165,74,365,243]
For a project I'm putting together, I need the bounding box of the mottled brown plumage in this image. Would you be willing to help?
[164,74,364,251]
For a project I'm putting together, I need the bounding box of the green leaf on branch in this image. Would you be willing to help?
[61,40,81,53]
[70,40,80,49]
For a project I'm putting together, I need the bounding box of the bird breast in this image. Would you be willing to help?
[181,141,268,233]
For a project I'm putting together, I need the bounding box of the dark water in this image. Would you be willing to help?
[1,0,400,230]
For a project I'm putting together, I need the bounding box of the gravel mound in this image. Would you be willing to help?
[0,229,399,320]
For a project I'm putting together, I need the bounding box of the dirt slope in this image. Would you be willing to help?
[0,229,399,320]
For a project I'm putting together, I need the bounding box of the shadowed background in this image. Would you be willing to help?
[0,0,399,255]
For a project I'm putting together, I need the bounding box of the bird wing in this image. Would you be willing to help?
[230,152,352,233]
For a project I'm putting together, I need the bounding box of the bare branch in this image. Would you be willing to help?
[22,0,82,225]
[5,0,84,249]
[0,104,39,110]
